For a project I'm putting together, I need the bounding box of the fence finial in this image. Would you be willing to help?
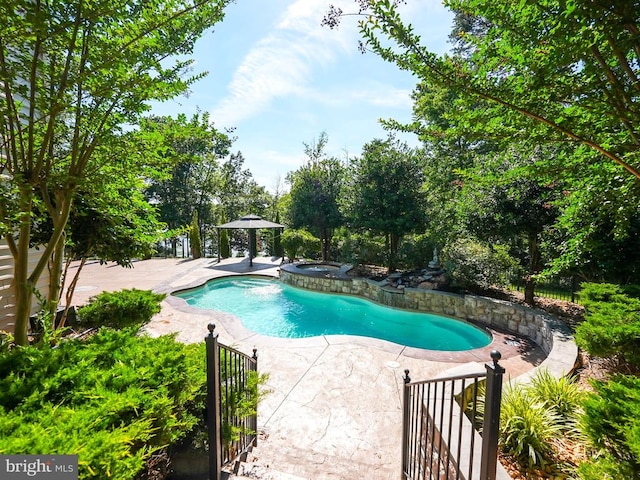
[252,348,258,360]
[490,349,502,366]
[208,323,216,335]
[403,369,411,384]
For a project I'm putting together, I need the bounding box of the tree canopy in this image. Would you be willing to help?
[0,0,231,344]
[325,0,640,179]
[344,136,427,273]
[286,133,345,261]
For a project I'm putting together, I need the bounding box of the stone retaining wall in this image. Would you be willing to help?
[279,270,577,379]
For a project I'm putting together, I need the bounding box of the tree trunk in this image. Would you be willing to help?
[388,233,400,274]
[59,256,87,328]
[524,234,541,305]
[321,229,331,261]
[13,242,34,346]
[47,230,66,324]
[11,188,36,346]
[12,188,74,345]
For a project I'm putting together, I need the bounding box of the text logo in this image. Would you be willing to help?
[0,455,78,479]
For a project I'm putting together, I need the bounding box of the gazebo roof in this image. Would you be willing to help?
[216,214,284,229]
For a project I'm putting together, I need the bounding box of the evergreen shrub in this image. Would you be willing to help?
[575,282,640,367]
[77,289,165,329]
[281,229,320,261]
[334,229,385,267]
[0,329,206,479]
[579,374,640,479]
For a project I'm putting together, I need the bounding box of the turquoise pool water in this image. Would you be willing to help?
[175,277,491,351]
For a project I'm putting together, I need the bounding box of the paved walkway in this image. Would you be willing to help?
[68,257,543,479]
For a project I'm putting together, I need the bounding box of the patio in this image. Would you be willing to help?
[68,256,546,479]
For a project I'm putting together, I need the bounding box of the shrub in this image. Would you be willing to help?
[281,229,320,261]
[219,228,231,258]
[190,211,202,259]
[442,239,519,291]
[396,233,435,271]
[575,283,640,367]
[334,229,386,267]
[529,369,584,427]
[0,329,267,479]
[77,289,165,329]
[578,374,640,479]
[0,329,206,480]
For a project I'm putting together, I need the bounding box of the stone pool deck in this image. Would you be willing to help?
[67,256,563,480]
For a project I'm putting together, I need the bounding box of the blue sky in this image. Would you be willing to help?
[151,0,454,191]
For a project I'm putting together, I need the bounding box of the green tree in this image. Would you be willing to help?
[143,113,231,256]
[0,0,231,345]
[190,210,202,259]
[271,210,284,259]
[325,0,640,180]
[217,152,271,221]
[57,169,166,326]
[455,148,560,304]
[344,137,427,273]
[218,212,231,259]
[286,133,345,261]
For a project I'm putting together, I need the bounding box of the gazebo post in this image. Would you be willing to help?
[248,228,255,267]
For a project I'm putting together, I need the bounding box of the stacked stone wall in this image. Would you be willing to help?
[279,270,576,376]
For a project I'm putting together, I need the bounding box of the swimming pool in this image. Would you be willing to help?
[175,277,492,351]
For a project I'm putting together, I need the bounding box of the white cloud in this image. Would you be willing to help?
[302,81,413,110]
[211,0,356,127]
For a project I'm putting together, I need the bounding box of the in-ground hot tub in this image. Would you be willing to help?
[280,261,353,279]
[296,263,341,273]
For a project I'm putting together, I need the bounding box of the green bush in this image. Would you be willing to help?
[281,229,320,261]
[396,234,435,271]
[0,329,205,479]
[219,228,231,258]
[442,239,519,291]
[334,229,386,267]
[190,211,202,259]
[0,329,267,479]
[578,374,640,479]
[77,288,166,329]
[575,283,640,367]
[498,382,563,467]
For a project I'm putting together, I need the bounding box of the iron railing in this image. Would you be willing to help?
[206,324,259,480]
[510,275,580,303]
[401,351,505,480]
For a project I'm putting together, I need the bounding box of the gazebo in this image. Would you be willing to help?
[216,214,285,266]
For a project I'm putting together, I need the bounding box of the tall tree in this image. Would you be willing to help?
[190,210,202,259]
[286,134,345,261]
[217,151,271,221]
[324,1,640,179]
[143,113,231,255]
[0,0,231,345]
[344,137,427,273]
[456,148,560,304]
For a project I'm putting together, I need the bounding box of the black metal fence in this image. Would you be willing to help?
[510,275,580,303]
[401,351,505,480]
[206,324,259,480]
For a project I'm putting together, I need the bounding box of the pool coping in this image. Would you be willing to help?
[165,273,548,365]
